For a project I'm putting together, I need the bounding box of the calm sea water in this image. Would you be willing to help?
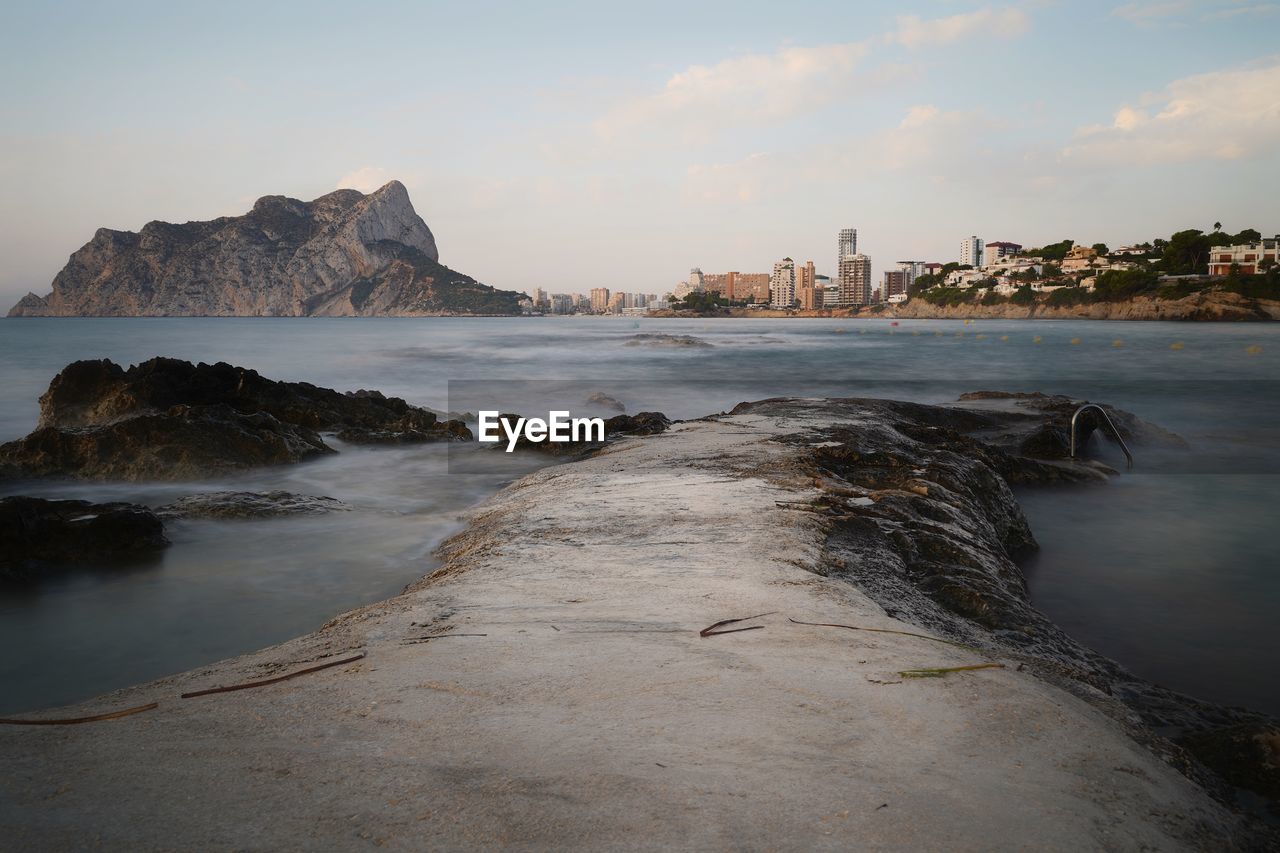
[1,317,1277,716]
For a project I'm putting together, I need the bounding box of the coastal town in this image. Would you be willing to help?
[517,228,1280,316]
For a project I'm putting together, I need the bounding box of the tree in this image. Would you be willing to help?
[1022,239,1074,261]
[1160,229,1215,275]
[1093,268,1159,302]
[1213,221,1222,233]
[1092,243,1109,257]
[1010,285,1035,306]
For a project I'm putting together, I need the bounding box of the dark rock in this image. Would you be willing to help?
[155,491,350,520]
[623,333,712,348]
[0,496,168,582]
[0,404,332,480]
[584,392,626,412]
[604,411,671,436]
[0,358,472,480]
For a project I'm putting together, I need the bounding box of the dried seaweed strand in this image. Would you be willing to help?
[181,653,365,699]
[0,702,159,726]
[700,611,777,637]
[788,618,980,652]
[898,663,1006,678]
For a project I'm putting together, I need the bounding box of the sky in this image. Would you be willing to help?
[1,0,1278,304]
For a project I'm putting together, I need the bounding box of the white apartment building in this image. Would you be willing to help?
[982,241,1022,267]
[1208,236,1279,275]
[960,235,984,267]
[838,228,857,260]
[770,258,796,308]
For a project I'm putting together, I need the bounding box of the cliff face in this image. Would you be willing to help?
[8,181,523,317]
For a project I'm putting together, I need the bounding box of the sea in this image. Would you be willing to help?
[1,316,1277,717]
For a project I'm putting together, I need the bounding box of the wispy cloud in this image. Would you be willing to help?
[1062,57,1280,164]
[593,40,873,142]
[890,6,1030,49]
[1110,1,1191,26]
[1203,2,1278,20]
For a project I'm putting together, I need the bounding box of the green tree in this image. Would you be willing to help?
[1010,285,1035,306]
[1093,268,1159,302]
[1023,239,1074,261]
[1092,243,1109,256]
[1160,229,1215,275]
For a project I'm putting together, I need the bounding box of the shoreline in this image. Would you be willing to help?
[2,397,1273,849]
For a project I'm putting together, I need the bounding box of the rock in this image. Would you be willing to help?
[155,491,350,520]
[0,496,168,582]
[584,392,626,412]
[623,333,712,348]
[7,181,524,317]
[884,290,1280,321]
[0,404,333,480]
[603,411,671,436]
[0,358,472,480]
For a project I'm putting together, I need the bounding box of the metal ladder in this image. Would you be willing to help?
[1069,404,1134,469]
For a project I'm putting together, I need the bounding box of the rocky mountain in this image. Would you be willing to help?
[8,181,523,317]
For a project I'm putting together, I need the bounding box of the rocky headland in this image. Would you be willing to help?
[0,357,470,480]
[7,181,524,317]
[1,392,1275,849]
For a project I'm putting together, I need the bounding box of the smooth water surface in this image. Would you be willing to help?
[1,316,1277,715]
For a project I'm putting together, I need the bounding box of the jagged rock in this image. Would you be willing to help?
[7,181,523,317]
[155,491,350,520]
[0,496,168,582]
[0,404,333,480]
[584,392,626,412]
[623,333,712,348]
[0,357,472,480]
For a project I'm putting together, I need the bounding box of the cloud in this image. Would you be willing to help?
[1203,2,1278,20]
[891,7,1029,49]
[1110,1,1191,26]
[593,41,872,142]
[1063,58,1280,165]
[336,166,390,193]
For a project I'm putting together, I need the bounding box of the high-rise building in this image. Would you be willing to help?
[838,228,857,260]
[770,258,796,308]
[883,270,908,301]
[726,271,737,301]
[896,261,925,292]
[590,288,610,313]
[983,241,1022,266]
[961,236,984,267]
[688,268,705,291]
[608,292,626,314]
[797,260,820,310]
[838,254,872,306]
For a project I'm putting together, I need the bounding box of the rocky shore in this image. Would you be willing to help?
[651,290,1280,321]
[1,394,1275,850]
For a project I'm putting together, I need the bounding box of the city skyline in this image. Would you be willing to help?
[2,1,1278,306]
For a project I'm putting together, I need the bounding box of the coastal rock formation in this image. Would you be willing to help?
[7,181,524,317]
[0,496,168,582]
[886,290,1280,321]
[0,357,471,480]
[0,396,1273,849]
[155,491,351,520]
[624,333,713,348]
